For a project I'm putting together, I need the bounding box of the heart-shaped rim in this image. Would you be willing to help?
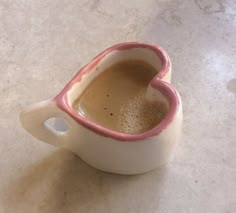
[55,42,180,141]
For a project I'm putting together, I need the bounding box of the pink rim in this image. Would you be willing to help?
[55,42,180,141]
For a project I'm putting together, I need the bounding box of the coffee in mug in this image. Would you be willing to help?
[74,60,168,134]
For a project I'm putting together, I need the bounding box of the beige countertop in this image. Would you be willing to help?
[0,0,236,212]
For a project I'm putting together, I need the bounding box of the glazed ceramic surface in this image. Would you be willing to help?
[20,42,182,174]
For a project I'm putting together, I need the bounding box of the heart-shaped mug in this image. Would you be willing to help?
[20,42,183,175]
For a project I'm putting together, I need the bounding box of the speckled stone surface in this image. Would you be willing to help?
[0,0,236,212]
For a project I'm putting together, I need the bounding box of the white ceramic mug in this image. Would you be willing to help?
[20,42,183,175]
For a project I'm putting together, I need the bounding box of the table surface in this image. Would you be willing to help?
[1,0,236,212]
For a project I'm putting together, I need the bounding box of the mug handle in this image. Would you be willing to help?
[20,99,71,146]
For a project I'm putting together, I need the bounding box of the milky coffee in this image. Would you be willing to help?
[74,60,168,134]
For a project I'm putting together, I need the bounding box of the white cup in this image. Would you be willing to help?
[20,42,183,175]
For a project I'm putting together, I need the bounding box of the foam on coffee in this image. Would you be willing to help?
[118,90,167,134]
[74,60,168,134]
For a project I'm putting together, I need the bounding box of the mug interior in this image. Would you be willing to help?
[55,43,178,141]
